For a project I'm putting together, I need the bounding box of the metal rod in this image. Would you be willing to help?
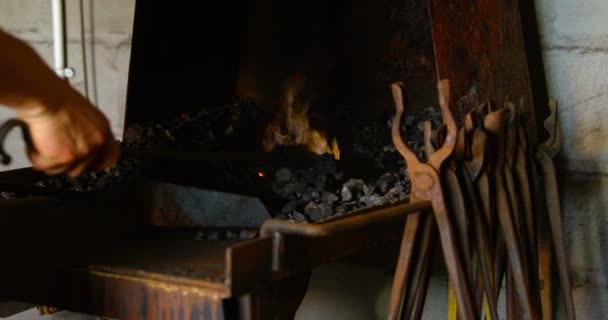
[52,0,68,78]
[78,0,90,99]
[260,200,431,238]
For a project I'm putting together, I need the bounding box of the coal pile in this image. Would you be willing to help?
[0,100,442,224]
[0,158,141,200]
[122,100,270,152]
[272,106,441,222]
[2,100,270,196]
[37,158,141,192]
[273,162,409,222]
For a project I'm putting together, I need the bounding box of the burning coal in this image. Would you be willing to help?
[261,76,340,160]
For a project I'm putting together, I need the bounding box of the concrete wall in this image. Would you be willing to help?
[0,0,606,319]
[536,0,608,318]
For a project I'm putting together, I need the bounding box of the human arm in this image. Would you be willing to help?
[0,29,119,176]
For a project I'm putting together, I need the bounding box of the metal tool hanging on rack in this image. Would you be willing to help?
[386,78,574,319]
[536,99,575,320]
[388,80,476,320]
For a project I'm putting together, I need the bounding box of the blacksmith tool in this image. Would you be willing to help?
[0,119,33,165]
[438,111,499,320]
[400,121,439,320]
[508,102,544,316]
[513,101,539,286]
[459,114,499,320]
[483,105,538,319]
[504,103,542,319]
[388,80,476,320]
[536,99,575,320]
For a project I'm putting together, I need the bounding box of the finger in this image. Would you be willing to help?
[66,151,100,177]
[92,139,120,172]
[68,130,114,176]
[28,146,92,176]
[43,165,75,176]
[72,137,118,175]
[27,148,77,171]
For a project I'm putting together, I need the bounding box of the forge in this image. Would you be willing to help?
[0,1,559,319]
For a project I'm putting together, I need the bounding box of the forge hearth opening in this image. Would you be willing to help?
[125,0,437,125]
[116,0,443,221]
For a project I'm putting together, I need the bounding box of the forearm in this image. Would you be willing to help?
[0,29,70,117]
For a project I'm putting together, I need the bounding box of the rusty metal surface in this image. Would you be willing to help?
[260,200,429,238]
[515,111,538,272]
[0,187,231,319]
[4,262,227,320]
[260,200,432,277]
[86,238,238,286]
[387,85,430,319]
[0,165,428,319]
[411,238,436,320]
[387,207,424,319]
[402,214,436,319]
[424,8,556,316]
[428,0,537,138]
[484,107,537,319]
[507,102,543,312]
[401,123,437,320]
[460,125,499,320]
[389,81,475,320]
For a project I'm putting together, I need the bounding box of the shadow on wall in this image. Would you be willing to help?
[294,263,394,320]
[558,170,608,319]
[294,262,450,320]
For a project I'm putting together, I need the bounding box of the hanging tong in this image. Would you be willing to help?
[0,118,33,165]
[536,99,575,320]
[388,80,476,320]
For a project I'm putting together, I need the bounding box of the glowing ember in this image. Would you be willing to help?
[257,172,265,177]
[262,76,340,160]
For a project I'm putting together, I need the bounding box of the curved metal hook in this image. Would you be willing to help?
[543,98,562,157]
[0,119,33,165]
[428,80,457,170]
[390,82,419,166]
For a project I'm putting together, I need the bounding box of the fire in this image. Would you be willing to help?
[262,76,340,160]
[257,172,265,177]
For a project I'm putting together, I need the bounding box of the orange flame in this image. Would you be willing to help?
[262,76,340,160]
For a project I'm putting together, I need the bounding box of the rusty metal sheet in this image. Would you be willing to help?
[428,0,538,138]
[226,237,273,296]
[137,179,271,228]
[261,200,430,275]
[3,263,226,320]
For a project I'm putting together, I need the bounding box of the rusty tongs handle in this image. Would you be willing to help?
[0,118,34,165]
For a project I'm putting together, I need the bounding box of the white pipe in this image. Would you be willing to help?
[78,0,89,98]
[52,0,67,78]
